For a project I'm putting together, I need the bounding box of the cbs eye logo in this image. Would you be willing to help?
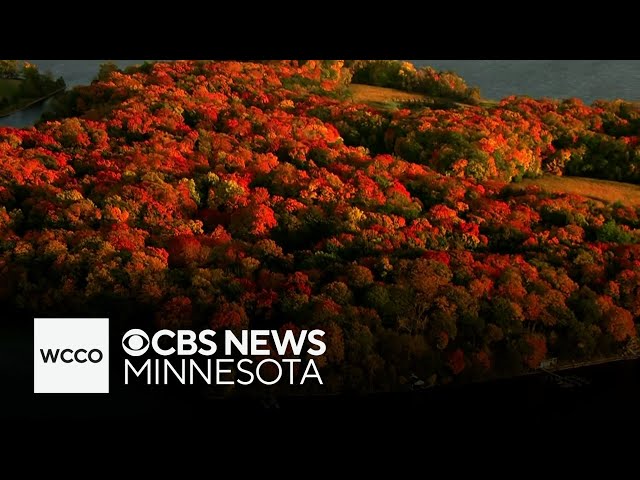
[122,329,150,356]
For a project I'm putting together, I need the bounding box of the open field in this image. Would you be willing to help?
[348,84,427,105]
[348,83,497,110]
[517,175,640,208]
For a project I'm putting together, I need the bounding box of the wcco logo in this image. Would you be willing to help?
[40,348,104,364]
[34,318,109,394]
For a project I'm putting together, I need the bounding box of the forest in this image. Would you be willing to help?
[1,60,639,394]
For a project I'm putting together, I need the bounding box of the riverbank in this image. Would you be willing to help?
[0,85,65,119]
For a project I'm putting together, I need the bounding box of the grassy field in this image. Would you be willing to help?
[348,83,497,110]
[517,175,640,208]
[0,78,22,100]
[348,84,427,104]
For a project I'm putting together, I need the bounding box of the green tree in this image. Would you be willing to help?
[96,62,121,82]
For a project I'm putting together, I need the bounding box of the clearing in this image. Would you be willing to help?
[348,84,427,106]
[347,83,497,110]
[517,175,640,208]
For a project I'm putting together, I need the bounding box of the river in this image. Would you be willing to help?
[0,60,144,128]
[1,60,639,128]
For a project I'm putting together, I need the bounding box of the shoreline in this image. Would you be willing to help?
[0,86,66,119]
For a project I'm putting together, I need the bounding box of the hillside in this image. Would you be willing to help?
[0,60,639,395]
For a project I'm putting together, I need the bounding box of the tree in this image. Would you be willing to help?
[166,234,209,267]
[522,334,547,369]
[156,296,192,329]
[210,302,249,331]
[447,349,465,375]
[96,62,121,81]
[597,296,635,342]
[0,60,19,79]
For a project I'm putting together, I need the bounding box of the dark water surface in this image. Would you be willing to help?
[1,60,639,128]
[413,59,640,102]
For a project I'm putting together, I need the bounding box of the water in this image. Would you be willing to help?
[413,60,640,102]
[1,60,639,128]
[0,60,145,128]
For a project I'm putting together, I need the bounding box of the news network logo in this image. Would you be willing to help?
[34,318,109,393]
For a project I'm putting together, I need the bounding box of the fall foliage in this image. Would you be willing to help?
[1,60,639,393]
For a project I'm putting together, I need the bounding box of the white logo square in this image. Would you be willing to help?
[34,318,109,393]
